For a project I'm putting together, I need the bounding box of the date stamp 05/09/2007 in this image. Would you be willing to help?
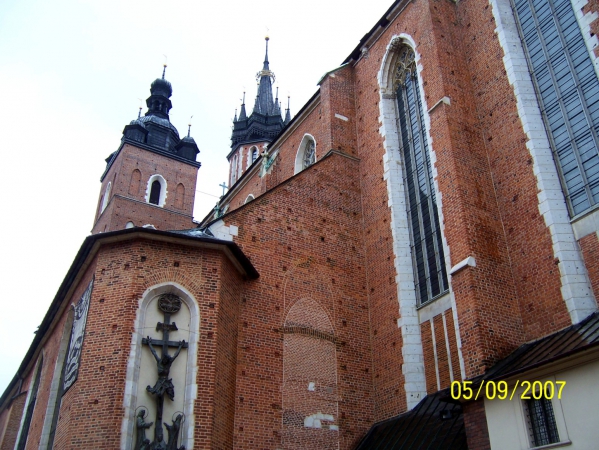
[450,380,566,401]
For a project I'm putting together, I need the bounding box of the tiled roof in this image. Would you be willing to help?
[355,391,467,449]
[483,311,599,381]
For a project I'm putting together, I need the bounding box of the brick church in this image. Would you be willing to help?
[2,0,599,447]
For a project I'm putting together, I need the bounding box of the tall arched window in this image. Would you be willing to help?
[251,146,259,164]
[231,155,238,185]
[101,182,111,213]
[16,356,43,450]
[512,0,599,216]
[395,47,448,305]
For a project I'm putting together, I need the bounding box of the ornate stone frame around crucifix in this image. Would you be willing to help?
[135,294,188,450]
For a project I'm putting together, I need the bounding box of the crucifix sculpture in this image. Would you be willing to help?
[137,294,188,450]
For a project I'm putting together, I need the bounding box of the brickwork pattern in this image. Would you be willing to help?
[222,152,374,449]
[463,401,491,450]
[93,144,198,233]
[580,233,599,299]
[0,394,26,450]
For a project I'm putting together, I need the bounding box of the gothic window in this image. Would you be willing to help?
[251,146,259,164]
[244,194,255,204]
[294,135,316,174]
[395,47,449,305]
[145,174,167,207]
[149,180,161,205]
[101,181,111,213]
[16,357,43,450]
[512,0,599,216]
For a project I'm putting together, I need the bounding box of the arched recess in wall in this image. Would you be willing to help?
[121,282,199,450]
[145,174,167,207]
[129,169,142,196]
[281,297,339,448]
[101,181,111,213]
[244,194,255,204]
[175,183,185,209]
[294,134,316,174]
[14,355,44,450]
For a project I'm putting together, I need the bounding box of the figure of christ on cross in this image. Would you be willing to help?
[141,311,188,450]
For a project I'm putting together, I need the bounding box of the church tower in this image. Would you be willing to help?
[92,68,201,233]
[227,37,289,187]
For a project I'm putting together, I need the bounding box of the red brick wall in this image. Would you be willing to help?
[212,256,244,449]
[0,393,26,450]
[455,0,570,343]
[580,233,599,299]
[463,400,491,450]
[222,152,374,450]
[92,144,198,233]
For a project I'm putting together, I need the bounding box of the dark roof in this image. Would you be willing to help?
[0,227,258,411]
[355,391,468,450]
[482,311,599,381]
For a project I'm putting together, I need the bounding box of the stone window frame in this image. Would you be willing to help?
[378,35,465,405]
[294,134,317,174]
[101,181,111,213]
[144,174,167,208]
[14,354,44,450]
[244,194,255,204]
[121,282,199,450]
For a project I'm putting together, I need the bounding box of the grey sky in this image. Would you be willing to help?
[0,0,393,390]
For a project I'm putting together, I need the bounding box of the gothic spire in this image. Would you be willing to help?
[255,36,275,116]
[273,87,281,116]
[239,92,247,120]
[284,96,291,124]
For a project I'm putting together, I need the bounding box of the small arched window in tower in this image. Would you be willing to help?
[175,183,185,209]
[244,194,255,204]
[129,169,141,196]
[294,135,317,174]
[251,147,259,164]
[101,182,111,213]
[145,174,167,207]
[149,180,161,205]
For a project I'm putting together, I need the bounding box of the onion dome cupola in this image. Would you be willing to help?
[231,37,287,148]
[122,66,197,162]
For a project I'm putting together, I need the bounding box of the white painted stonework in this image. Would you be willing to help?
[208,219,237,241]
[489,0,597,324]
[121,283,199,450]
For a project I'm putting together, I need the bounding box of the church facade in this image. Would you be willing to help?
[2,0,599,448]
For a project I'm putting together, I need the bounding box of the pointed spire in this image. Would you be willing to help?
[238,92,247,120]
[272,87,281,115]
[263,36,270,70]
[284,96,291,124]
[234,108,238,122]
[162,63,167,79]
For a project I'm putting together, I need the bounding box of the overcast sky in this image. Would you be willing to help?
[0,0,394,390]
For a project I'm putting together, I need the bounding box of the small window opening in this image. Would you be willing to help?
[525,395,560,447]
[149,180,161,205]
